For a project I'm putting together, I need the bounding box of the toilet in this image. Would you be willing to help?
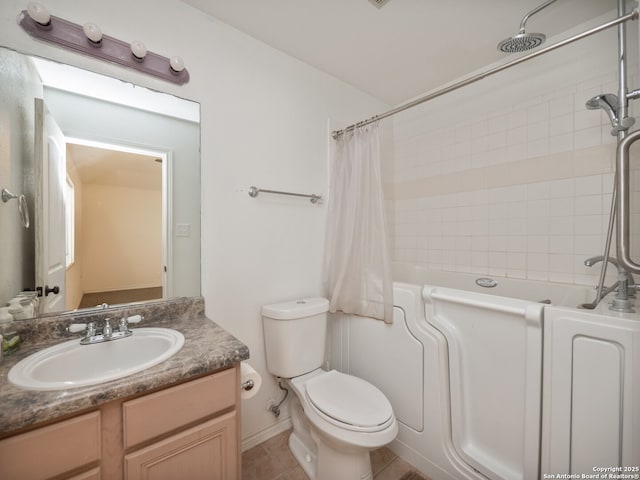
[262,297,398,480]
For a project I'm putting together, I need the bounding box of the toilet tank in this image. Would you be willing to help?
[262,297,329,378]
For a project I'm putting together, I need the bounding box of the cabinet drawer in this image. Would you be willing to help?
[123,367,237,449]
[0,411,101,480]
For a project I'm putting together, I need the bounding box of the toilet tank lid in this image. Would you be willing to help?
[262,297,329,320]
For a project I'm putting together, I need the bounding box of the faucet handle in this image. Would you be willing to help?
[119,317,128,332]
[103,318,112,338]
[68,322,96,337]
[68,323,87,333]
[127,314,143,324]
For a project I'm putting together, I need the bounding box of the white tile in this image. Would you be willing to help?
[549,95,575,118]
[528,270,549,281]
[528,103,548,124]
[471,120,489,139]
[527,253,549,271]
[574,194,602,216]
[549,216,574,236]
[528,199,549,217]
[549,133,574,154]
[527,235,549,253]
[507,269,527,279]
[574,109,602,131]
[507,252,527,269]
[527,216,550,235]
[507,110,527,128]
[507,235,527,253]
[507,126,527,145]
[489,251,507,268]
[528,121,548,141]
[549,235,573,254]
[574,126,602,149]
[549,197,574,217]
[487,131,507,151]
[506,143,527,161]
[549,179,575,198]
[549,272,574,283]
[549,113,574,135]
[575,175,603,196]
[507,217,527,235]
[574,234,603,254]
[574,215,603,235]
[488,114,507,133]
[527,138,549,158]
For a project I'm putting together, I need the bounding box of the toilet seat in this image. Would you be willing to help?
[305,370,394,433]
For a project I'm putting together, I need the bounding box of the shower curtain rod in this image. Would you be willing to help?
[332,9,639,139]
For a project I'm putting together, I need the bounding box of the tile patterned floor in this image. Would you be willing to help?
[242,429,429,480]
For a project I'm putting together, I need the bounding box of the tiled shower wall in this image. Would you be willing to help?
[384,16,640,286]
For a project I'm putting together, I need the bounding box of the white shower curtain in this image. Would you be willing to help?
[323,123,393,323]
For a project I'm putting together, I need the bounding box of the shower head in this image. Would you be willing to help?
[498,0,558,53]
[585,93,636,135]
[586,93,619,127]
[497,32,546,53]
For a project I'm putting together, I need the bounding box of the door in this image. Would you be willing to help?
[34,98,66,313]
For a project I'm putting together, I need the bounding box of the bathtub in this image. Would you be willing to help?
[328,263,640,480]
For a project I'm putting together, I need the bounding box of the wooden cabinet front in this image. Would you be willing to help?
[124,411,237,480]
[0,366,240,480]
[0,411,101,480]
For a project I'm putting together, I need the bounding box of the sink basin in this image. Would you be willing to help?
[8,328,185,391]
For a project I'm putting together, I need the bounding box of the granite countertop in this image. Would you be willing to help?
[0,297,249,436]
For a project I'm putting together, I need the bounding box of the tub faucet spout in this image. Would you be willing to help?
[584,255,636,312]
[584,255,635,285]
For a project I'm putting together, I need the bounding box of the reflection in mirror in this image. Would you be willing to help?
[0,47,201,322]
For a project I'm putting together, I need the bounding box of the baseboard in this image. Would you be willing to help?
[241,417,293,452]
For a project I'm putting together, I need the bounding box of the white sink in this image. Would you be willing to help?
[8,328,185,391]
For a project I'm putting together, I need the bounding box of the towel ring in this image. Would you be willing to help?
[2,188,30,229]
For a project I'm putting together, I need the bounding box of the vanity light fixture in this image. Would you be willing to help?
[169,56,185,73]
[26,1,49,26]
[130,40,147,61]
[19,2,189,85]
[82,22,103,45]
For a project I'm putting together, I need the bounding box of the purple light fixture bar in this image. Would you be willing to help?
[18,7,189,85]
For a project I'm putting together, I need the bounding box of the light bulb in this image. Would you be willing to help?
[83,22,103,44]
[26,2,50,26]
[130,40,147,60]
[169,56,185,73]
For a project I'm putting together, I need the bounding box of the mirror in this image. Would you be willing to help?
[0,46,201,321]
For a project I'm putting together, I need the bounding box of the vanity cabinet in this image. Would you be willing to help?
[0,365,241,480]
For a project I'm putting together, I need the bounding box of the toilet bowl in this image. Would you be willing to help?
[262,297,398,480]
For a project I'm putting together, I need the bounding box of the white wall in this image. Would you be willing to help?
[82,183,162,293]
[0,0,387,444]
[385,11,640,287]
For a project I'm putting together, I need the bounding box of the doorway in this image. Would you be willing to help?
[64,139,167,310]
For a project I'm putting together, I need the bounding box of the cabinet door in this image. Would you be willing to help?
[124,411,237,480]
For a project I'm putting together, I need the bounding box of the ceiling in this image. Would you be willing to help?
[67,143,162,190]
[182,0,617,105]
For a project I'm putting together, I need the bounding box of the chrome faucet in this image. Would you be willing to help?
[68,315,143,345]
[584,255,636,312]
